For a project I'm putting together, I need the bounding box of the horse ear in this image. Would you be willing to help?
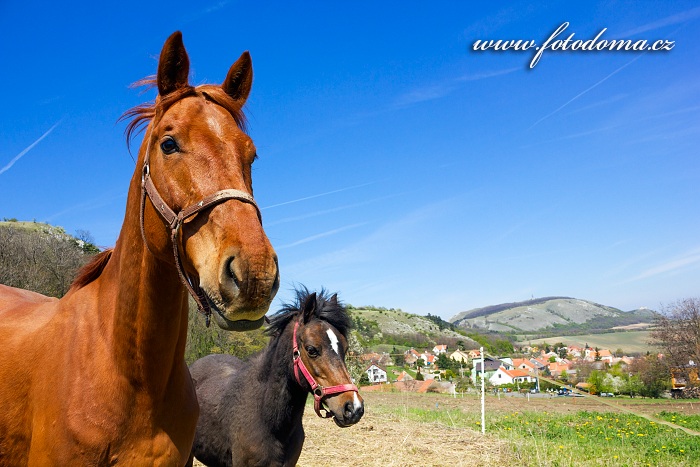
[329,293,338,307]
[302,292,317,324]
[222,51,253,105]
[157,31,190,96]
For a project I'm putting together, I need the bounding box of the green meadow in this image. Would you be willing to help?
[363,392,700,466]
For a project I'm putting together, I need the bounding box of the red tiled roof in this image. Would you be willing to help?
[500,367,531,379]
[512,358,535,369]
[416,380,435,393]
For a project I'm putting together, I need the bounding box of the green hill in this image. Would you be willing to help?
[449,297,658,336]
[347,306,483,352]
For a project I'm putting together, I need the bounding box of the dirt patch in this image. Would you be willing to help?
[298,394,510,467]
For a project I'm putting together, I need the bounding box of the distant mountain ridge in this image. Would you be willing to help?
[449,297,658,334]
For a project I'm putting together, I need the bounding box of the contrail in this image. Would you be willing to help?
[527,54,644,131]
[527,21,689,132]
[262,182,375,210]
[0,119,63,176]
[276,222,367,250]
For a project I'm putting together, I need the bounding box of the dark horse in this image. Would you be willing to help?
[187,289,364,467]
[0,32,279,465]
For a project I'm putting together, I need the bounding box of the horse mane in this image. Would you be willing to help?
[119,79,248,149]
[266,286,352,338]
[69,249,113,292]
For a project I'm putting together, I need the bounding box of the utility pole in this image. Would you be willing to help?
[480,346,485,435]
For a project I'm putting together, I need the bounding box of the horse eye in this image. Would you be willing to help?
[306,345,319,358]
[160,137,179,155]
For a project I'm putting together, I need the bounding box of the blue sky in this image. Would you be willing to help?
[1,1,698,319]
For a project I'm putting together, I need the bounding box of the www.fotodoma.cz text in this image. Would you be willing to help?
[472,22,675,68]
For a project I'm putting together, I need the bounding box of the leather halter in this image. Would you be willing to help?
[139,129,261,326]
[291,321,359,418]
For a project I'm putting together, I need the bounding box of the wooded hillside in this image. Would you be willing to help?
[0,220,99,297]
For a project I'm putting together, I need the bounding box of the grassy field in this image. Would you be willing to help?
[519,330,658,355]
[296,390,700,466]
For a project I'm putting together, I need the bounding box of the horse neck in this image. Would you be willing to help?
[257,326,309,428]
[96,166,190,398]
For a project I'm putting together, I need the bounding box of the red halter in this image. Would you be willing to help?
[292,321,359,418]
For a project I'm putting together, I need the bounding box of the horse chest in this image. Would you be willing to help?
[28,370,197,466]
[25,398,191,466]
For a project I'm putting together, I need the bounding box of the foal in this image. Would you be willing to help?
[187,289,364,467]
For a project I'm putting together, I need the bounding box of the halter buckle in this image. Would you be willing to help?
[141,162,150,184]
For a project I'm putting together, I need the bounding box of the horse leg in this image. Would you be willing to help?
[283,426,305,467]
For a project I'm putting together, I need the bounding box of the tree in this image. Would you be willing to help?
[651,298,700,386]
[185,302,268,365]
[358,371,370,386]
[588,370,609,395]
[416,368,424,381]
[393,347,405,367]
[629,355,670,398]
[437,353,456,372]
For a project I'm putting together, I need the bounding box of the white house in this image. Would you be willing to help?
[433,344,448,355]
[499,357,514,368]
[366,363,388,384]
[489,367,537,386]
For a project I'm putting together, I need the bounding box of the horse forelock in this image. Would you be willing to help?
[119,80,248,152]
[265,287,351,339]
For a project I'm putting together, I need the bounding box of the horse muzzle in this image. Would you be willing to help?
[330,396,365,427]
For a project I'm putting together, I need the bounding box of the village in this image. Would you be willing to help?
[358,343,692,397]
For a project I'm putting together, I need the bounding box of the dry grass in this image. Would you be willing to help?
[194,391,511,466]
[194,390,700,466]
[297,392,510,467]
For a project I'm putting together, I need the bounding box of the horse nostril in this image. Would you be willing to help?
[344,401,353,418]
[226,257,240,288]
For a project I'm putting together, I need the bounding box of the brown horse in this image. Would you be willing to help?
[187,288,364,467]
[0,32,279,466]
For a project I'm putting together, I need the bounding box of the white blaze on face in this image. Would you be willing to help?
[353,392,362,410]
[326,327,339,355]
